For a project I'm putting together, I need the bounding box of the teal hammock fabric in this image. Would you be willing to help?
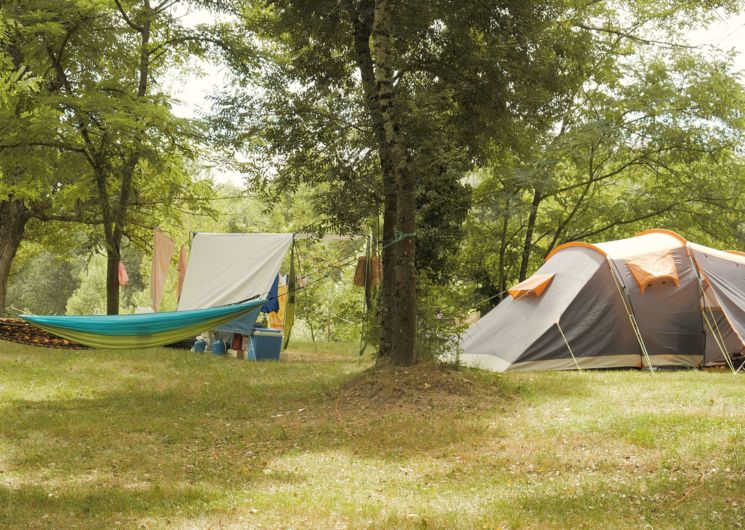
[21,299,266,350]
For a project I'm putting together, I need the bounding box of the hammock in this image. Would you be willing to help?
[20,299,266,350]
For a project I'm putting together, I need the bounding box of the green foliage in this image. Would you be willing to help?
[458,18,745,309]
[65,254,110,315]
[415,273,476,361]
[0,0,226,313]
[6,250,83,314]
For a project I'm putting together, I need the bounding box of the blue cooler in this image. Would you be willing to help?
[248,327,283,361]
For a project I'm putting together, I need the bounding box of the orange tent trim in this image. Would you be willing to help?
[634,229,687,244]
[625,251,679,294]
[509,273,556,299]
[544,242,607,261]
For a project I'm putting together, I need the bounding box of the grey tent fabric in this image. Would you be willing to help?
[689,243,745,366]
[457,230,745,372]
[602,246,703,367]
[459,245,640,372]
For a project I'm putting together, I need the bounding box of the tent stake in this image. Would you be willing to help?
[556,321,582,372]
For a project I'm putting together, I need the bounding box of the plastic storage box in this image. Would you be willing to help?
[248,327,283,361]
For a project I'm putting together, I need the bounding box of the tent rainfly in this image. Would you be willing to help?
[458,229,745,372]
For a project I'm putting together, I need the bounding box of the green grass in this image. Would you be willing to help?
[1,342,744,529]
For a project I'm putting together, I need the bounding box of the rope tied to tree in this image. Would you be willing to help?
[393,228,416,242]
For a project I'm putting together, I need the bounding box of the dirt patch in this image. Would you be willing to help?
[334,362,502,416]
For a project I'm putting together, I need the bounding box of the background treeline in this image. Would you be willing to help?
[2,0,745,361]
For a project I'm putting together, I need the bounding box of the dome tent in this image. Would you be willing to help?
[458,230,745,372]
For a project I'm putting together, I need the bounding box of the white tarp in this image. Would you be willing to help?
[177,233,294,311]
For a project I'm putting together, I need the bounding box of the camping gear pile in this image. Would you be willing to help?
[179,233,294,360]
[0,318,88,349]
[458,229,745,372]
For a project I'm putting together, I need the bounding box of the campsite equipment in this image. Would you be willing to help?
[193,338,206,353]
[21,299,266,350]
[248,327,283,361]
[457,229,745,372]
[212,338,226,355]
[178,232,370,348]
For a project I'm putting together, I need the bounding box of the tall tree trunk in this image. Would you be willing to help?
[0,200,29,314]
[497,194,511,298]
[372,0,417,365]
[519,188,542,281]
[102,2,152,314]
[105,241,121,315]
[348,0,397,359]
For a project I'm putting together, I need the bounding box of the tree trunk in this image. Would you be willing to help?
[348,0,398,359]
[105,244,121,315]
[0,200,29,315]
[101,3,151,314]
[372,0,417,365]
[497,194,511,299]
[519,188,542,282]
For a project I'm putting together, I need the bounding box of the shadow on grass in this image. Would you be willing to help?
[5,347,724,528]
[0,482,218,529]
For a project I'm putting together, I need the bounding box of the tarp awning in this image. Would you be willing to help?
[178,233,294,311]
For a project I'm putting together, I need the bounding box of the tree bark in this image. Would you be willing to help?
[372,0,417,365]
[102,1,152,314]
[519,188,542,282]
[0,200,29,314]
[348,0,398,359]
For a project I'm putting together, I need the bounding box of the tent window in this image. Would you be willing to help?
[625,252,679,294]
[508,273,555,300]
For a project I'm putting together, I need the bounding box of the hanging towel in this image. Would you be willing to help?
[268,281,288,329]
[118,262,129,287]
[354,256,382,288]
[151,228,176,312]
[177,245,188,302]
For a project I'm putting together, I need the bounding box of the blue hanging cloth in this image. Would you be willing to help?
[261,275,280,313]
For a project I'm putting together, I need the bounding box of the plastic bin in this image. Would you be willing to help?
[248,327,282,361]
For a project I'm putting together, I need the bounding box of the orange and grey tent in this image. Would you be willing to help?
[458,229,745,372]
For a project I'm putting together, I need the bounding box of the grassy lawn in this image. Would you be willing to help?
[1,341,744,529]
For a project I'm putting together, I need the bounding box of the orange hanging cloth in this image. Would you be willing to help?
[177,245,188,302]
[354,256,382,288]
[118,262,129,287]
[151,228,176,311]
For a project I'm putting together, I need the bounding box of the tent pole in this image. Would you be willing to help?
[701,310,736,373]
[282,239,297,351]
[556,321,582,371]
[686,253,737,374]
[607,259,654,373]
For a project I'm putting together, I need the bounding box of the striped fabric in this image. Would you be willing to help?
[20,300,265,350]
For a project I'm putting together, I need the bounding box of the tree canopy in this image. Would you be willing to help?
[2,0,745,366]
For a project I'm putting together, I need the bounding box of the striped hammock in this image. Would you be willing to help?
[20,299,266,350]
